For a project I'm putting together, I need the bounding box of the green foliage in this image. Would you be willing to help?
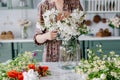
[74,44,120,80]
[0,51,37,80]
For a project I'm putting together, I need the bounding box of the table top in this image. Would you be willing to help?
[40,62,86,80]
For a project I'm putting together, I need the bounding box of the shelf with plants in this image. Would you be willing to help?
[84,0,120,13]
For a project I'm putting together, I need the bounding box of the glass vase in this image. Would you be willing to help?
[21,27,28,39]
[113,28,119,36]
[59,38,81,69]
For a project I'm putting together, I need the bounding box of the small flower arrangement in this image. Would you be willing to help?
[37,8,88,41]
[108,16,120,28]
[18,19,31,38]
[19,19,31,27]
[0,51,50,80]
[74,44,120,80]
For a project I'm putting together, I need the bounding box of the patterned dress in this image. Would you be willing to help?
[34,0,83,62]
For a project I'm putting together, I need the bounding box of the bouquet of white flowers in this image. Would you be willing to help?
[108,16,120,28]
[40,8,88,41]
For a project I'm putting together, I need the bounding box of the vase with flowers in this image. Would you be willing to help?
[19,19,31,39]
[59,37,81,69]
[41,8,88,69]
[108,16,120,36]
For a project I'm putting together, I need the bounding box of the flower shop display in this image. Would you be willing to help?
[0,51,50,80]
[108,16,120,36]
[36,8,88,69]
[18,19,31,39]
[74,44,120,80]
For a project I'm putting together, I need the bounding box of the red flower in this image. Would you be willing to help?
[42,66,48,72]
[39,66,48,72]
[38,66,49,76]
[38,66,43,72]
[28,64,35,70]
[7,70,18,78]
[17,72,23,80]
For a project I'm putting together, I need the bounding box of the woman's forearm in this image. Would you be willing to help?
[36,33,48,43]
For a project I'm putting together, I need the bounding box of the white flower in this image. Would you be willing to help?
[96,44,102,48]
[110,51,115,55]
[23,69,39,80]
[2,73,5,76]
[23,51,33,59]
[76,69,81,74]
[94,56,100,60]
[111,72,117,78]
[97,60,102,65]
[103,55,107,58]
[101,61,105,64]
[92,67,99,72]
[115,55,119,57]
[87,49,92,54]
[100,74,106,79]
[108,17,120,28]
[98,49,103,53]
[108,57,111,61]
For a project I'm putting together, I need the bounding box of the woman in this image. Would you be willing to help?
[34,0,83,62]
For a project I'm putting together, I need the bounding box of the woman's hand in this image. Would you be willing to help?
[45,30,58,40]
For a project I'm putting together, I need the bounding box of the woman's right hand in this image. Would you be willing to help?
[45,30,58,40]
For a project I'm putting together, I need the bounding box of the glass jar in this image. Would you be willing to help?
[21,27,28,39]
[59,38,81,69]
[113,27,119,36]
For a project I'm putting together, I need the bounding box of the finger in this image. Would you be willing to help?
[52,33,57,35]
[52,30,58,33]
[52,34,57,38]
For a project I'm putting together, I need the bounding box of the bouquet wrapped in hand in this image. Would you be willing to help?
[37,8,88,41]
